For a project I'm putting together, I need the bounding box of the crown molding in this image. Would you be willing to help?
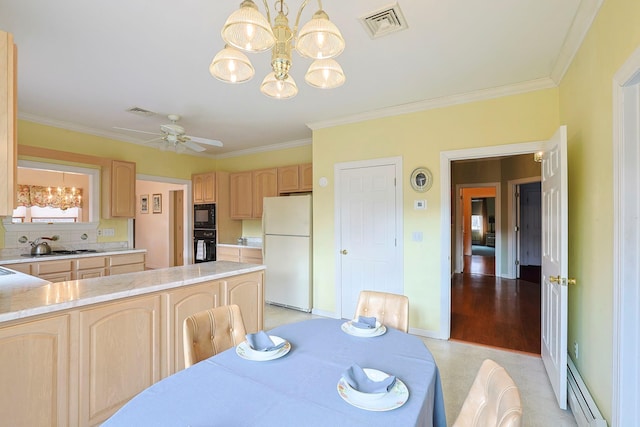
[214,138,312,159]
[18,113,219,159]
[307,78,557,130]
[550,0,604,84]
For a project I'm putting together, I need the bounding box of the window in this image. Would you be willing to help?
[471,215,482,231]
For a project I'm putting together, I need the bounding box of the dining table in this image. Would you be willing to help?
[103,318,447,427]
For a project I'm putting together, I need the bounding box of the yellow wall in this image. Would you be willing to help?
[312,89,559,331]
[557,0,640,420]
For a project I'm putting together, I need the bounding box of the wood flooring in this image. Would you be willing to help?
[451,256,541,354]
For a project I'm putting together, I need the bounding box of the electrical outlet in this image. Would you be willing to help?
[97,229,103,236]
[103,228,115,237]
[574,341,579,359]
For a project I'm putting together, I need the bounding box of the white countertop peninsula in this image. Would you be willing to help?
[0,260,266,426]
[0,261,265,323]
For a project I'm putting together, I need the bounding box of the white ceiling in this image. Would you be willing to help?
[0,0,599,157]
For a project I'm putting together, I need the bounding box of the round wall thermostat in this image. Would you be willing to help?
[410,167,433,192]
[319,177,328,187]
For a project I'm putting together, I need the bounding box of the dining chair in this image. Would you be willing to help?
[452,359,523,427]
[183,304,247,368]
[354,290,409,332]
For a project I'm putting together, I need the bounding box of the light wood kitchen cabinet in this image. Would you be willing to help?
[221,271,264,334]
[252,168,278,219]
[0,314,71,427]
[5,262,31,274]
[240,247,263,264]
[33,259,74,283]
[194,171,242,243]
[108,252,146,275]
[229,171,253,219]
[165,281,221,374]
[0,31,17,217]
[230,168,277,219]
[74,256,107,279]
[101,159,136,218]
[78,294,162,426]
[278,163,312,194]
[192,171,216,204]
[216,246,263,264]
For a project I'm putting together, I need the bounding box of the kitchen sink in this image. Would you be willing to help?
[0,267,15,275]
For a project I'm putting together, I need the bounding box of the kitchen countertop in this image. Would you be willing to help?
[0,248,147,265]
[0,261,265,324]
[217,242,262,249]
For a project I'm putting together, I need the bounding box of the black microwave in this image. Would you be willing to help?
[194,203,216,229]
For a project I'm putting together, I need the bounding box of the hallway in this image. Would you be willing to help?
[451,271,541,354]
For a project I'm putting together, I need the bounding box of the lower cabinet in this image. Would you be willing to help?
[0,270,263,426]
[165,281,221,374]
[78,295,161,426]
[0,315,70,427]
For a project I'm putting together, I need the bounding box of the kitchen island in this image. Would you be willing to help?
[0,261,265,427]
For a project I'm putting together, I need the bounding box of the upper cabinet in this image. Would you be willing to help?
[252,168,277,219]
[230,168,277,220]
[192,171,241,242]
[102,160,136,218]
[192,172,216,204]
[0,31,17,217]
[278,163,312,194]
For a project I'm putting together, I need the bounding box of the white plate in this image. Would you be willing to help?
[337,368,409,411]
[235,335,291,361]
[341,321,387,337]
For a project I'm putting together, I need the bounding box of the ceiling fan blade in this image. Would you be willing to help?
[113,126,162,137]
[182,140,207,152]
[187,135,223,147]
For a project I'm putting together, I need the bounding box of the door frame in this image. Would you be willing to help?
[454,183,500,275]
[137,174,192,263]
[440,141,545,338]
[612,45,640,426]
[334,156,404,319]
[506,177,542,279]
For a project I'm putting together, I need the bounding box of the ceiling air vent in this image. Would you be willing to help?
[360,3,408,39]
[126,106,156,117]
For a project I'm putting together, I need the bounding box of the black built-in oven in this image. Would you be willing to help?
[194,228,216,263]
[194,203,216,229]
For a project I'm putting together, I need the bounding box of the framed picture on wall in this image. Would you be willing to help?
[140,194,149,214]
[152,193,162,214]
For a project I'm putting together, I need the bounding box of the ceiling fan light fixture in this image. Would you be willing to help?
[210,45,255,83]
[222,0,275,52]
[260,72,298,99]
[305,58,345,89]
[296,10,345,59]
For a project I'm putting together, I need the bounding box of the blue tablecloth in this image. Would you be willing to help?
[104,318,447,427]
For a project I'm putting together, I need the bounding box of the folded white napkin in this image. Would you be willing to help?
[351,315,377,329]
[342,364,396,393]
[245,331,286,352]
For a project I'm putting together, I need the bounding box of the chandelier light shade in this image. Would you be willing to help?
[304,58,345,88]
[213,0,345,99]
[221,0,276,52]
[209,45,255,83]
[296,10,345,59]
[260,72,298,99]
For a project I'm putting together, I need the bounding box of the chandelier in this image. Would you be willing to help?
[210,0,346,99]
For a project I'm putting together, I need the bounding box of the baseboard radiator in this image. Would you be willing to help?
[567,357,607,427]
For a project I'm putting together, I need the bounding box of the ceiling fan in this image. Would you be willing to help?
[115,114,223,153]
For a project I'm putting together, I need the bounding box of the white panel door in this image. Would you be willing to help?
[541,125,569,409]
[338,163,399,319]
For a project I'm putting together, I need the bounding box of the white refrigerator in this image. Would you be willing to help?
[262,194,312,312]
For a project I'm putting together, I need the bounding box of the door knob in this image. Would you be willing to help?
[549,275,561,284]
[341,249,348,255]
[567,278,577,286]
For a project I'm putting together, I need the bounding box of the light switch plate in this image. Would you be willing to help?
[414,200,426,210]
